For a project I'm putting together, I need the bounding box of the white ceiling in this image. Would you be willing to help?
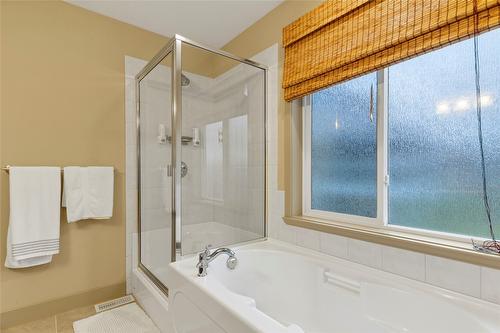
[65,0,283,48]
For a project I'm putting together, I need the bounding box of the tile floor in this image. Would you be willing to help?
[3,305,96,333]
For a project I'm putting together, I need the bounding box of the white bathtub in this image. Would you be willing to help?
[168,239,500,333]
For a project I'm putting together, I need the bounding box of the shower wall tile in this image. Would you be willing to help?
[267,137,277,166]
[319,233,349,259]
[126,59,141,288]
[125,95,135,123]
[267,163,278,191]
[425,256,481,297]
[126,146,137,190]
[125,192,137,233]
[277,221,297,244]
[126,122,137,146]
[296,228,321,252]
[269,189,284,216]
[125,114,137,291]
[347,239,383,269]
[126,233,131,259]
[125,254,131,288]
[131,232,138,268]
[267,216,278,240]
[126,276,131,295]
[381,246,426,281]
[481,267,500,304]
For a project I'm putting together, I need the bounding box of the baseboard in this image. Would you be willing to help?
[0,282,126,329]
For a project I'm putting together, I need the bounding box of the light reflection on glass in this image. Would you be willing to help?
[389,28,500,238]
[311,72,377,218]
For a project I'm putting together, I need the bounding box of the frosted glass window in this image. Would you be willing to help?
[388,28,500,238]
[311,72,377,217]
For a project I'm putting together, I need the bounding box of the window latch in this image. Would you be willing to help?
[369,84,374,123]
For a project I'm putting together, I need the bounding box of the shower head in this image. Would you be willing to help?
[181,73,190,87]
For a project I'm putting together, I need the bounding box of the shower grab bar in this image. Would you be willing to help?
[323,270,361,294]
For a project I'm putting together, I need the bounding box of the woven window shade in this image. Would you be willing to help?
[282,0,500,101]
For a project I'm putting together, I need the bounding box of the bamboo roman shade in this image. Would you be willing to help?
[282,0,500,101]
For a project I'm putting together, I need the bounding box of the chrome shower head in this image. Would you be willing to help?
[181,73,190,87]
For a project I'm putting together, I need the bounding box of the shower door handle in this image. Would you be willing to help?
[166,163,187,178]
[180,161,188,178]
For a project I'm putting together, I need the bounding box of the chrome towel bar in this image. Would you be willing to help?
[2,165,115,173]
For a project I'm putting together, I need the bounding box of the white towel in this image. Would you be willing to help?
[5,167,61,268]
[63,167,114,223]
[5,228,53,268]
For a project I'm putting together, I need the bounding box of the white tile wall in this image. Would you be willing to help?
[481,267,500,304]
[319,233,349,259]
[125,56,144,293]
[348,239,383,269]
[381,245,425,281]
[296,228,321,252]
[426,256,481,297]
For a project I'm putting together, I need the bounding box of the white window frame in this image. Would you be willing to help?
[302,68,491,245]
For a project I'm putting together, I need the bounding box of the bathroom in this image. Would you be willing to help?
[0,0,499,332]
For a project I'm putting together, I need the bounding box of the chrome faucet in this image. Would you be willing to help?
[196,245,238,277]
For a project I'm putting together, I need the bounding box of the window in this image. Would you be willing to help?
[303,28,500,241]
[305,72,380,224]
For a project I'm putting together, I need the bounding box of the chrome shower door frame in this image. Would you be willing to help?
[135,34,268,296]
[135,38,175,296]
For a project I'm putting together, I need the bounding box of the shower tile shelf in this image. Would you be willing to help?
[163,135,193,145]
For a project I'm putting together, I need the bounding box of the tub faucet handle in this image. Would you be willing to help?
[201,245,212,257]
[196,246,237,277]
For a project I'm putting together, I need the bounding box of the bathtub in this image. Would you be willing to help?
[168,239,500,333]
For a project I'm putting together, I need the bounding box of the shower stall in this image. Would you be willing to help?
[135,35,267,293]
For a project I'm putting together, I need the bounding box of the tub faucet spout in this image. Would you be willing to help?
[196,246,238,277]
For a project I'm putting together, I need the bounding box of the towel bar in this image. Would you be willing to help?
[2,165,115,173]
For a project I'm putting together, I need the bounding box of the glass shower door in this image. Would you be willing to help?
[135,35,267,294]
[179,41,266,255]
[137,52,173,290]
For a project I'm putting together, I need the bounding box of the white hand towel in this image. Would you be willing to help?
[5,228,53,268]
[5,167,61,268]
[63,167,114,223]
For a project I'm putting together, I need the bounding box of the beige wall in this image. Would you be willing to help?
[0,0,167,316]
[220,0,321,207]
[0,0,320,321]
